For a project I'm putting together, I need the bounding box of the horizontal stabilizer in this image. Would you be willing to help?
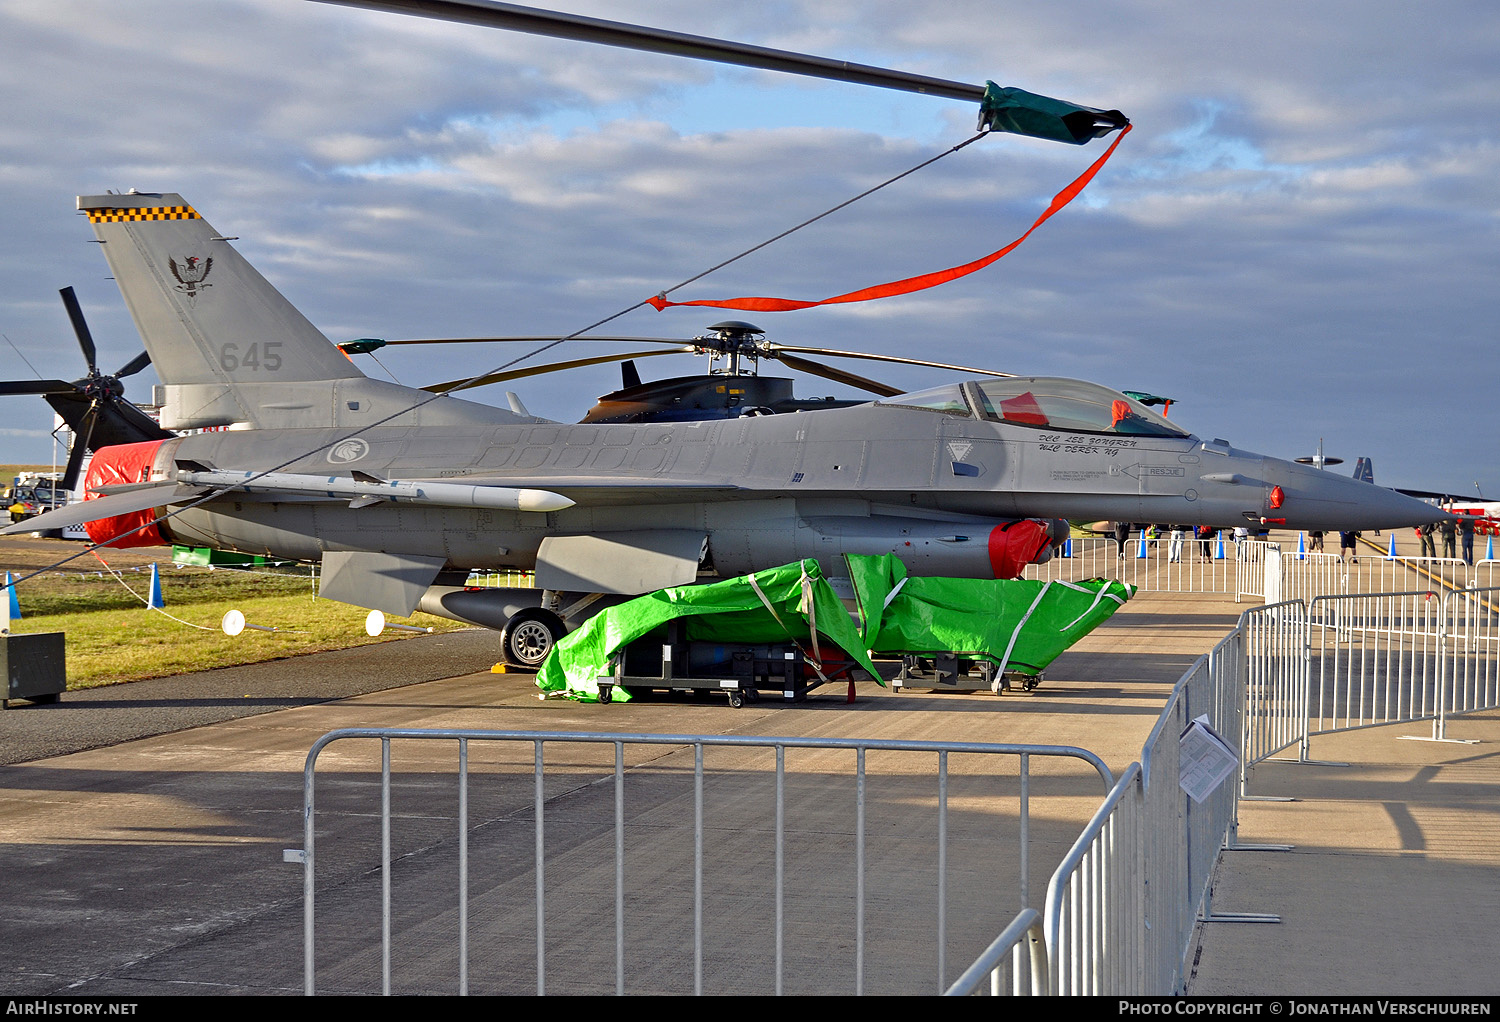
[0,485,207,535]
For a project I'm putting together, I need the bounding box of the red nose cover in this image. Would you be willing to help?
[987,519,1053,579]
[83,441,168,548]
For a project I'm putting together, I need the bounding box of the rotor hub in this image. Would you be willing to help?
[699,321,766,376]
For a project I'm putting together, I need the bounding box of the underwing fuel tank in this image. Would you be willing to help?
[707,516,1056,580]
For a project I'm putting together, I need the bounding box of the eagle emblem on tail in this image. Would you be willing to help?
[169,255,214,299]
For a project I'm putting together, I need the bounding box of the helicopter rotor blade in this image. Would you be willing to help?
[378,335,690,346]
[114,351,153,379]
[58,287,99,373]
[424,347,697,394]
[771,352,901,397]
[313,0,987,104]
[768,344,1014,379]
[0,379,78,396]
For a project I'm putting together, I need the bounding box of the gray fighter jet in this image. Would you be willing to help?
[8,192,1440,666]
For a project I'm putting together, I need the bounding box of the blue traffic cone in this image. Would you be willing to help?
[1215,534,1225,560]
[1388,533,1398,559]
[5,572,19,620]
[1136,531,1148,558]
[1297,532,1306,560]
[148,563,164,609]
[1063,538,1073,558]
[1487,534,1495,561]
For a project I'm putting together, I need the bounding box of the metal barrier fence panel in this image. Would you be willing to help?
[1284,553,1469,601]
[943,909,1048,995]
[1023,535,1247,596]
[1042,765,1143,996]
[1433,584,1500,738]
[1237,600,1309,772]
[1477,559,1499,590]
[1306,590,1443,735]
[1278,551,1351,605]
[1234,540,1278,603]
[299,729,1114,996]
[1038,635,1246,996]
[1028,543,1493,603]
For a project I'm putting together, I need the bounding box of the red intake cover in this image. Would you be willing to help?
[83,441,169,548]
[987,519,1053,579]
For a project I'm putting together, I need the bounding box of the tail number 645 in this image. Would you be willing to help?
[219,342,283,372]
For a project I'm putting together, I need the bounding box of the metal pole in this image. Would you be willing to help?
[694,742,704,997]
[776,744,785,997]
[302,754,316,995]
[1019,752,1030,909]
[937,749,947,993]
[458,738,468,996]
[615,741,625,996]
[856,746,865,996]
[534,739,545,995]
[381,738,391,995]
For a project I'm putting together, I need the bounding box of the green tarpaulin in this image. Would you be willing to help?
[535,559,880,702]
[535,555,1133,702]
[845,554,1133,676]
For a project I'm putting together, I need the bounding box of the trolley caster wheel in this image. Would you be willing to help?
[599,685,613,705]
[727,690,744,709]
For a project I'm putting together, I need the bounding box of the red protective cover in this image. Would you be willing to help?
[986,519,1053,579]
[82,441,168,548]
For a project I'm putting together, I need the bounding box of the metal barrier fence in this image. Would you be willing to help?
[1238,600,1309,772]
[1026,543,1497,604]
[1428,583,1500,741]
[463,568,536,588]
[1023,534,1247,596]
[1307,590,1443,735]
[1041,764,1144,995]
[298,728,1114,996]
[1234,540,1278,603]
[942,909,1048,996]
[1475,559,1499,590]
[1238,586,1500,760]
[1035,628,1247,995]
[1279,552,1469,603]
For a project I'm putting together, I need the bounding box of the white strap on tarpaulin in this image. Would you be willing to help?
[747,568,828,681]
[991,580,1053,692]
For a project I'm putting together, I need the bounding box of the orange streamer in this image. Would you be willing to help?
[649,123,1130,313]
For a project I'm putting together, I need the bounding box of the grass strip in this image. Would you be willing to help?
[10,592,470,688]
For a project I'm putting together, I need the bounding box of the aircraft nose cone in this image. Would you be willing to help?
[1265,458,1440,531]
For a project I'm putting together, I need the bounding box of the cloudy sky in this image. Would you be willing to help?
[1,0,1495,499]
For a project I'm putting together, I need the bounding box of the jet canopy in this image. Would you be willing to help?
[878,377,1190,438]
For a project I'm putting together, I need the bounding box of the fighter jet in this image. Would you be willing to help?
[7,192,1441,667]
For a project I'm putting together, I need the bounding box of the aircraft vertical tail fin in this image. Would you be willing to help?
[77,192,362,390]
[1353,457,1374,484]
[75,191,540,433]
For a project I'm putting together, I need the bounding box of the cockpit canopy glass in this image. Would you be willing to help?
[972,378,1188,437]
[873,383,971,416]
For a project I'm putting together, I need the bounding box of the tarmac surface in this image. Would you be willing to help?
[1,576,1496,996]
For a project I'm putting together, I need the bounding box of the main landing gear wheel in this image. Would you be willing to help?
[500,609,564,669]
